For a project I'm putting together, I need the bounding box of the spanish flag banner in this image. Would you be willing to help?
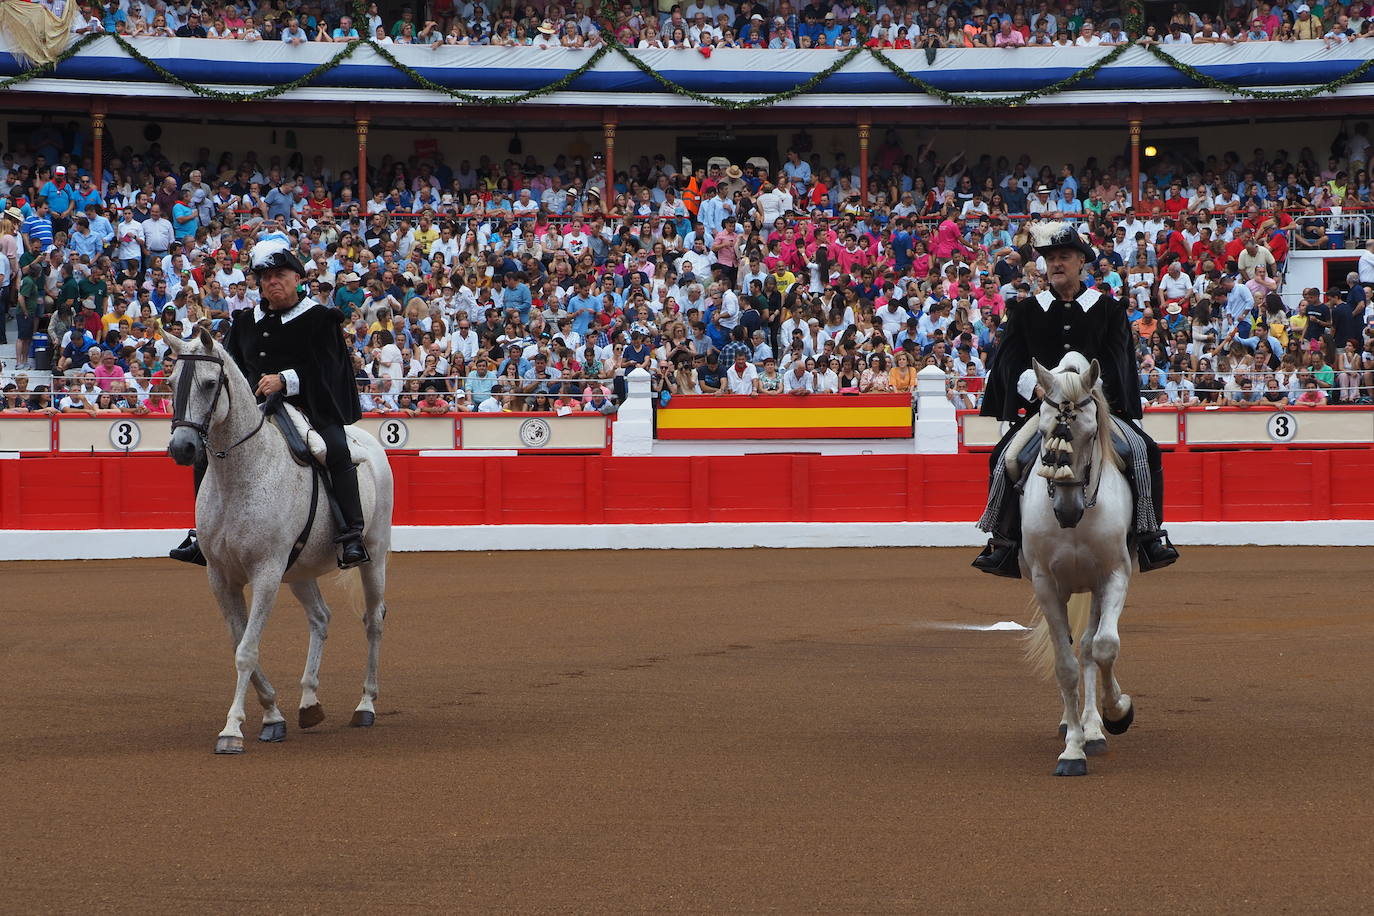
[657,394,913,440]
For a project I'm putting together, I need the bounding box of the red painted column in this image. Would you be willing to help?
[1129,115,1142,208]
[356,116,369,205]
[858,118,871,209]
[603,116,616,215]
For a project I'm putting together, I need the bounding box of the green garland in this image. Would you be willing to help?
[0,33,98,92]
[1144,43,1374,100]
[110,33,366,102]
[5,25,1374,109]
[367,39,612,105]
[604,40,866,109]
[869,41,1129,107]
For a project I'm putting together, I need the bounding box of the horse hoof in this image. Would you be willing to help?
[1104,703,1135,735]
[258,721,287,743]
[1054,758,1088,777]
[299,704,325,729]
[1057,723,1068,739]
[1084,738,1108,757]
[214,736,244,755]
[350,710,375,728]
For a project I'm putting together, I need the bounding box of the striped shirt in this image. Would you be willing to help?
[21,213,53,250]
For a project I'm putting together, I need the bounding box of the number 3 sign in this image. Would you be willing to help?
[378,419,409,449]
[108,420,142,450]
[1266,412,1297,443]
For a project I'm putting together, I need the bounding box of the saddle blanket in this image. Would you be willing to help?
[280,403,369,468]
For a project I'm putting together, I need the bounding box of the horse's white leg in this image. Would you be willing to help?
[289,580,331,730]
[351,560,387,728]
[1034,580,1087,776]
[216,572,283,754]
[1091,569,1135,734]
[1079,592,1108,755]
[209,568,285,748]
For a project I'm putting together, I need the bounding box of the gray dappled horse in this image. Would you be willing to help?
[166,328,394,755]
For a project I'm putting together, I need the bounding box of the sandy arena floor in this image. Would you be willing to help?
[3,547,1372,914]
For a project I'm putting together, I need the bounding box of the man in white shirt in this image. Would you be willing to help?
[1357,239,1374,284]
[449,318,480,361]
[721,350,760,396]
[142,203,175,261]
[782,360,814,395]
[115,209,144,273]
[212,253,246,289]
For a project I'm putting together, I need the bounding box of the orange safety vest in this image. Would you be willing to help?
[683,176,701,217]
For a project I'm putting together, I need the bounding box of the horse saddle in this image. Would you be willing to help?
[1004,423,1132,487]
[270,402,368,469]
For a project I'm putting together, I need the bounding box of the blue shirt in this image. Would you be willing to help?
[503,282,532,321]
[171,202,198,239]
[39,180,76,216]
[567,292,601,335]
[21,214,54,249]
[70,229,103,259]
[72,187,104,212]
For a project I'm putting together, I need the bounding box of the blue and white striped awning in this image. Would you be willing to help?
[3,37,1372,106]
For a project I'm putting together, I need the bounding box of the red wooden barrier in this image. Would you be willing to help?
[2,449,1372,530]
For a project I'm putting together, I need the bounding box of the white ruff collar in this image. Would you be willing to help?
[1035,287,1102,312]
[254,296,316,324]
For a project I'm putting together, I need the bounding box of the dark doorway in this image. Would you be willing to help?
[675,134,780,177]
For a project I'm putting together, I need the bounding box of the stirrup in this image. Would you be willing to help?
[1136,529,1179,572]
[336,533,371,570]
[169,530,207,567]
[972,537,1022,579]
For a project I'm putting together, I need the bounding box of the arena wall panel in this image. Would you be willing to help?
[2,450,1371,534]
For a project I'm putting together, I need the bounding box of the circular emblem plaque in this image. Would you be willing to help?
[518,417,552,448]
[109,419,142,450]
[1266,412,1297,443]
[378,418,409,449]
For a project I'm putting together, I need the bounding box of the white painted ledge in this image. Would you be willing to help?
[1,520,1370,561]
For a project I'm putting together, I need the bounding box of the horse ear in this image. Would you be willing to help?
[162,331,185,354]
[197,326,215,351]
[1086,358,1101,391]
[1032,358,1055,397]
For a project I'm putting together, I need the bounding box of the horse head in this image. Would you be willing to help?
[166,327,240,467]
[1032,352,1111,529]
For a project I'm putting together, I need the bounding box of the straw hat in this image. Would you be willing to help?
[537,19,557,34]
[725,164,743,179]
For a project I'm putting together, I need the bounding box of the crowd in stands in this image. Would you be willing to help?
[42,0,1374,49]
[3,119,1374,418]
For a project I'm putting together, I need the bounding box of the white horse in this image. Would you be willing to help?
[165,328,394,755]
[1017,352,1136,777]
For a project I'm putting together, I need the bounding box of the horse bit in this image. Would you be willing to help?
[170,353,267,460]
[1039,394,1103,509]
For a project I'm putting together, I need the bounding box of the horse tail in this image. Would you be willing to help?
[1024,593,1092,679]
[327,567,366,620]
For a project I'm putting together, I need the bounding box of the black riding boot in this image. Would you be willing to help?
[330,463,370,569]
[1136,458,1179,572]
[170,458,208,566]
[972,495,1022,578]
[972,434,1024,579]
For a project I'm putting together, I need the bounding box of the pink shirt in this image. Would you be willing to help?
[94,364,125,390]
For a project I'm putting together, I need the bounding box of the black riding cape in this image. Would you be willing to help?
[225,296,362,427]
[980,286,1142,422]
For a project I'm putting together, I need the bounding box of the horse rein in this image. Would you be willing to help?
[170,353,268,460]
[1042,394,1105,510]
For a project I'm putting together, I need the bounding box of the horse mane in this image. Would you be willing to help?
[1054,359,1124,473]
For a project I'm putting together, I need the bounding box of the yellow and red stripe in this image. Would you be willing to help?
[657,394,913,439]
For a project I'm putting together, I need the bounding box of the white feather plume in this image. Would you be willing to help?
[1030,220,1069,248]
[250,238,291,270]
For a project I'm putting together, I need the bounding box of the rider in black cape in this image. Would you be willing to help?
[170,239,368,568]
[972,222,1179,578]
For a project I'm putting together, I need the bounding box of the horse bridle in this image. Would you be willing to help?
[1042,393,1104,509]
[170,352,267,460]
